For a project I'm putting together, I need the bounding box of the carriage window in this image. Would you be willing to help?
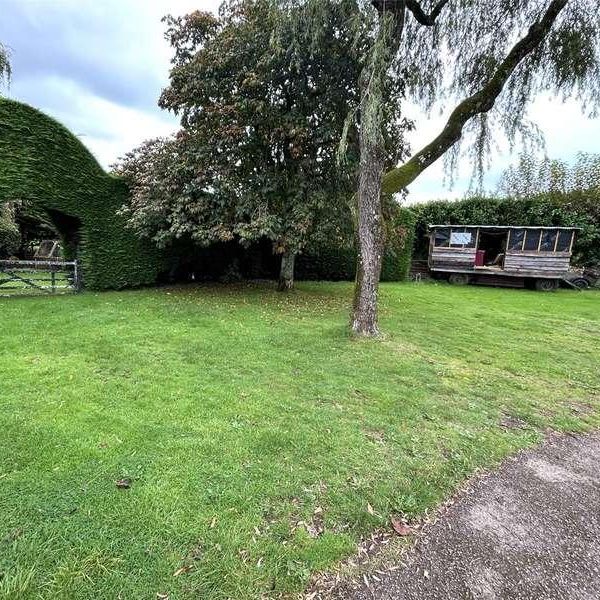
[540,230,557,252]
[508,229,525,251]
[434,228,450,247]
[523,229,541,251]
[450,227,475,247]
[556,230,573,252]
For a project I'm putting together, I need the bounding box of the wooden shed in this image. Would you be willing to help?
[428,225,578,290]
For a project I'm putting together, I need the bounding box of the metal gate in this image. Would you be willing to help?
[0,259,81,296]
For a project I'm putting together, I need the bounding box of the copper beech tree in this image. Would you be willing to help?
[282,0,599,335]
[117,0,407,291]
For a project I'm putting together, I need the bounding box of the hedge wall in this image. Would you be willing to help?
[297,205,416,282]
[0,98,164,289]
[411,194,600,267]
[0,98,414,289]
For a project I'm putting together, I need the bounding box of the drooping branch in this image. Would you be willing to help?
[405,0,451,26]
[381,0,569,194]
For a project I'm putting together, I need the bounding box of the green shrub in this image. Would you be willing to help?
[297,205,415,282]
[0,203,20,257]
[0,99,164,289]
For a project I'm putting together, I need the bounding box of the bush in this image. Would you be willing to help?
[0,203,20,257]
[297,205,416,282]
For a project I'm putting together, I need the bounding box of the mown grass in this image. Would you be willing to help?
[0,270,73,297]
[0,282,598,599]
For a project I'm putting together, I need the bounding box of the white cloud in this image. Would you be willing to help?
[3,0,600,199]
[405,95,600,204]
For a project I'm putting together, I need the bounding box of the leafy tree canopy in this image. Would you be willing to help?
[281,0,599,187]
[117,0,410,288]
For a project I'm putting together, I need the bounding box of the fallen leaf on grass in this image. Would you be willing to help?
[391,517,412,536]
[173,565,193,577]
[116,478,131,489]
[367,503,374,515]
[156,594,169,600]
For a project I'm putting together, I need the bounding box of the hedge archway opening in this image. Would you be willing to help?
[45,208,81,259]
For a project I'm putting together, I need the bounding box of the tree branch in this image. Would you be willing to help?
[405,0,451,26]
[381,0,569,195]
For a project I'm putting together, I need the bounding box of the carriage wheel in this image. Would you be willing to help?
[570,277,590,290]
[449,273,470,285]
[534,278,559,292]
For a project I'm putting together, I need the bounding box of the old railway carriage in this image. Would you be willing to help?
[428,225,578,290]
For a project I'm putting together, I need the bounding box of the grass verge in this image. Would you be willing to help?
[0,282,598,599]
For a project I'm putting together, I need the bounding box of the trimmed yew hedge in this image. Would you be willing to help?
[297,205,415,282]
[0,99,163,289]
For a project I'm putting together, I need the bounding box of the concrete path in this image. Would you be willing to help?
[328,434,600,600]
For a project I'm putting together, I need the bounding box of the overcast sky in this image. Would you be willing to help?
[2,0,599,203]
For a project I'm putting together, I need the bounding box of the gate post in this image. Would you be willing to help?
[74,260,81,292]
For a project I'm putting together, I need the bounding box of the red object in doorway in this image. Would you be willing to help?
[475,250,486,266]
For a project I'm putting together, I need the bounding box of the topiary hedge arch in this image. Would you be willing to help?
[0,98,164,289]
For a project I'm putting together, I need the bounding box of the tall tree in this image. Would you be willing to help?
[0,42,10,88]
[118,0,407,291]
[499,152,600,197]
[284,0,599,335]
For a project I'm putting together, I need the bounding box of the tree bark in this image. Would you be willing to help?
[351,8,405,337]
[277,250,296,291]
[351,93,386,336]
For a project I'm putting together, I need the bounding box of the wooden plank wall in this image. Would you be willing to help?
[430,248,476,269]
[504,253,570,273]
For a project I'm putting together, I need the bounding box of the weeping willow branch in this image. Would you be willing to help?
[405,0,451,26]
[381,0,569,195]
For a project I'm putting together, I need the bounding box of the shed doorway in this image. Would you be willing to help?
[478,230,508,268]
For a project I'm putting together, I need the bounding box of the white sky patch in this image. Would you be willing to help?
[50,80,179,168]
[2,0,600,199]
[405,95,600,204]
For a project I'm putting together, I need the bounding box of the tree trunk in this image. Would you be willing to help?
[351,10,403,337]
[277,250,296,291]
[351,98,386,336]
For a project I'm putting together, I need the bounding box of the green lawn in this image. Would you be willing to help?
[1,282,598,599]
[0,270,73,297]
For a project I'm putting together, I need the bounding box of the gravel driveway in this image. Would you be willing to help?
[323,433,600,600]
